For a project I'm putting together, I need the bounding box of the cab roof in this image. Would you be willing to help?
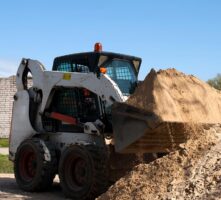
[52,51,142,75]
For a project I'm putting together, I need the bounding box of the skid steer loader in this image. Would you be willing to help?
[9,43,220,200]
[9,43,184,199]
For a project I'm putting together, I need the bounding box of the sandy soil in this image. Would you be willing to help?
[98,69,221,199]
[127,68,221,124]
[97,125,221,200]
[112,68,221,153]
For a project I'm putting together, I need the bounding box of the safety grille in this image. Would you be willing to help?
[56,62,90,73]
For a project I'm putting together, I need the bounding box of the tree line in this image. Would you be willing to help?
[207,74,221,90]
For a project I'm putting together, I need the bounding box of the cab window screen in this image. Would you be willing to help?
[105,60,137,95]
[116,67,131,80]
[57,62,72,72]
[57,62,89,73]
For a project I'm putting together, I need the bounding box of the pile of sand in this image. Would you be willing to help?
[98,125,221,200]
[127,68,221,124]
[112,68,221,153]
[99,69,221,199]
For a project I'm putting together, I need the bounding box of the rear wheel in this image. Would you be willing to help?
[59,145,108,200]
[14,138,57,192]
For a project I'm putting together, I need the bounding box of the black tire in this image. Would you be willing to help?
[59,145,108,200]
[14,138,57,192]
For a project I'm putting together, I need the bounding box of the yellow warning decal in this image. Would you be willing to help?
[63,73,71,80]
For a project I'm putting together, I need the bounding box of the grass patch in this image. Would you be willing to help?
[0,138,9,147]
[0,154,13,173]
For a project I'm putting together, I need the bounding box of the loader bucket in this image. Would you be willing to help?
[112,103,188,153]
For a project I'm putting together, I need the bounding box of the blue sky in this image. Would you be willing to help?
[0,0,221,80]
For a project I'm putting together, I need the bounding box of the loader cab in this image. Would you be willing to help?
[52,43,142,96]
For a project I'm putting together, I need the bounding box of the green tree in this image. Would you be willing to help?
[207,74,221,90]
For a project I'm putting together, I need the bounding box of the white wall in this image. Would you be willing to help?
[0,76,16,138]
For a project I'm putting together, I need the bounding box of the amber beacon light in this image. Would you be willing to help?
[94,42,103,52]
[100,67,107,74]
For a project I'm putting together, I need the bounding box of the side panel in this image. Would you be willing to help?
[9,90,36,161]
[44,132,105,153]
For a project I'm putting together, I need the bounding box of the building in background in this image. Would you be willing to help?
[0,76,33,138]
[0,76,16,138]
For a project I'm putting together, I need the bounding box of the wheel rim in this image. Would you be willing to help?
[65,154,89,190]
[19,146,37,182]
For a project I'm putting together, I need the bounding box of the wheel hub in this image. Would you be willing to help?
[73,159,87,185]
[19,148,37,181]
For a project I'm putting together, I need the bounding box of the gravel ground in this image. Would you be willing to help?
[0,174,66,200]
[1,127,221,200]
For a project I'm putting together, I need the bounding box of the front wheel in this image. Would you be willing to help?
[14,138,57,192]
[59,145,108,200]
